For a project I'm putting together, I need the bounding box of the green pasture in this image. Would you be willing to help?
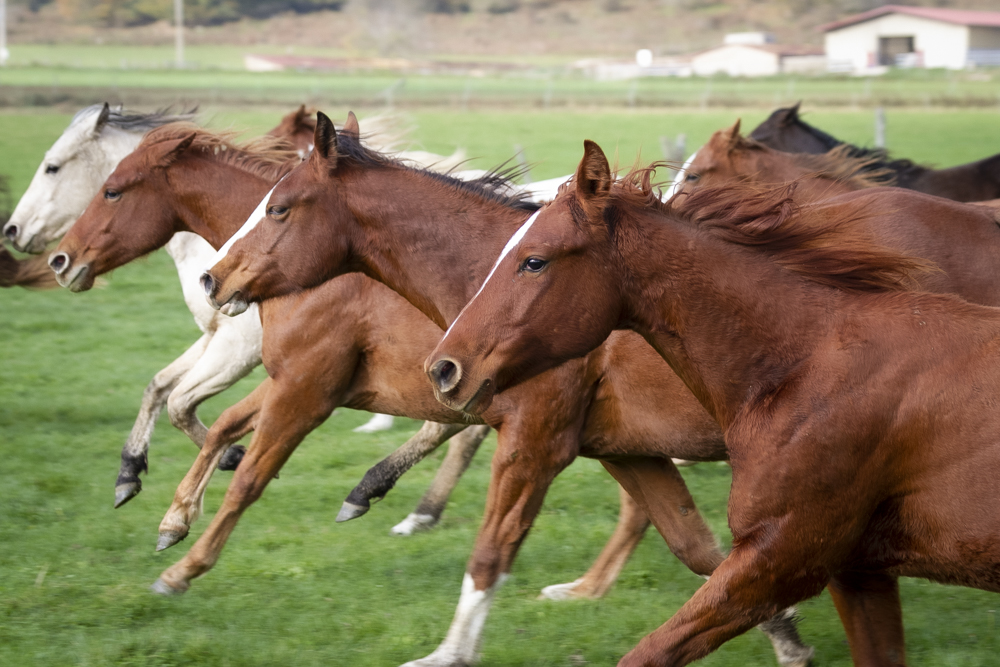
[0,45,999,109]
[2,109,1000,666]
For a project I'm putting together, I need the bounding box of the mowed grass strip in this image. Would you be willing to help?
[1,109,999,666]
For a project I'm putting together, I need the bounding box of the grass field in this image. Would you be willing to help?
[2,107,1000,666]
[1,44,999,110]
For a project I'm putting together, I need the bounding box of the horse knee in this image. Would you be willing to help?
[166,392,198,429]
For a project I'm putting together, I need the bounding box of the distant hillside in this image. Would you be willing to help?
[10,0,1000,57]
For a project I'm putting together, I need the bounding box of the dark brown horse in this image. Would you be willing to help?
[54,121,812,666]
[749,103,1000,202]
[427,141,1000,666]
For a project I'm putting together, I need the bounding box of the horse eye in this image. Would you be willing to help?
[268,205,289,220]
[685,173,700,183]
[104,189,121,201]
[521,257,547,273]
[45,164,60,175]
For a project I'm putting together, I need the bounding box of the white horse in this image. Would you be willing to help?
[6,104,485,534]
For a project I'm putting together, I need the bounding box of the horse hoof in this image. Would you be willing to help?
[217,445,246,471]
[113,482,141,509]
[538,579,585,600]
[336,501,369,523]
[391,513,437,535]
[150,577,187,596]
[156,530,187,552]
[671,458,699,467]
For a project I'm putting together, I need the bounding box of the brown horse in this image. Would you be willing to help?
[426,141,1000,666]
[0,246,59,288]
[52,122,814,666]
[676,120,893,202]
[199,112,820,667]
[749,103,1000,202]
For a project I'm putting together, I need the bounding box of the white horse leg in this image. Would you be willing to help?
[115,333,212,508]
[400,573,506,667]
[166,316,262,450]
[392,425,490,535]
[353,413,395,433]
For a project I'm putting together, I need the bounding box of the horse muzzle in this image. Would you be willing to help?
[201,271,249,317]
[49,251,93,292]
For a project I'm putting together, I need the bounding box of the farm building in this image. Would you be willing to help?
[821,5,1000,72]
[690,41,826,77]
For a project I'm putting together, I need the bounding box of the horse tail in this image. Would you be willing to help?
[0,246,59,289]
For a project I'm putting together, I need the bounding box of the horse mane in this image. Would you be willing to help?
[72,104,198,134]
[608,164,930,293]
[138,123,302,182]
[333,131,541,212]
[779,106,925,176]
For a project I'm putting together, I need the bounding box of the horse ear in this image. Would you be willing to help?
[574,140,612,219]
[311,111,339,169]
[93,103,111,135]
[780,102,802,126]
[341,111,360,140]
[726,120,743,151]
[153,133,197,168]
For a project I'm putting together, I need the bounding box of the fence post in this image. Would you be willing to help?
[514,144,531,183]
[874,106,886,148]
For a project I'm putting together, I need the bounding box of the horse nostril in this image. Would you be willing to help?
[431,358,462,394]
[200,272,214,297]
[49,252,69,274]
[3,223,17,242]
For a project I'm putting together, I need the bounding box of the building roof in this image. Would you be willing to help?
[819,5,1000,32]
[692,43,824,58]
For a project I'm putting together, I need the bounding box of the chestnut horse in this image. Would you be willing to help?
[201,113,847,667]
[676,120,893,202]
[426,141,1000,666]
[49,125,805,667]
[749,103,1000,202]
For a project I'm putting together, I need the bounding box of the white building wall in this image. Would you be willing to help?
[691,45,780,77]
[825,14,970,72]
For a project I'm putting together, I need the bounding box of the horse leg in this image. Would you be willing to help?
[354,413,395,433]
[115,332,211,508]
[152,374,337,594]
[539,484,651,600]
[601,457,813,667]
[166,321,261,449]
[392,424,491,535]
[338,421,470,521]
[155,379,269,551]
[828,571,905,667]
[400,422,578,667]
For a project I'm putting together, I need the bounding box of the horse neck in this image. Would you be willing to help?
[343,167,534,329]
[171,155,277,250]
[614,207,835,428]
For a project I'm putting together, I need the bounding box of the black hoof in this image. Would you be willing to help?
[114,481,141,509]
[217,445,246,471]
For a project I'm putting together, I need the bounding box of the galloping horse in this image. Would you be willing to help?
[676,120,893,201]
[749,103,1000,202]
[426,141,1000,666]
[54,126,780,650]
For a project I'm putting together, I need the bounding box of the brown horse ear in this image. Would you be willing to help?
[93,102,111,135]
[726,120,743,151]
[574,140,612,219]
[341,111,360,140]
[152,132,197,168]
[311,111,339,169]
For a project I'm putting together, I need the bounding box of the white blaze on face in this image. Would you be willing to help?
[441,209,540,342]
[208,178,284,270]
[663,149,699,201]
